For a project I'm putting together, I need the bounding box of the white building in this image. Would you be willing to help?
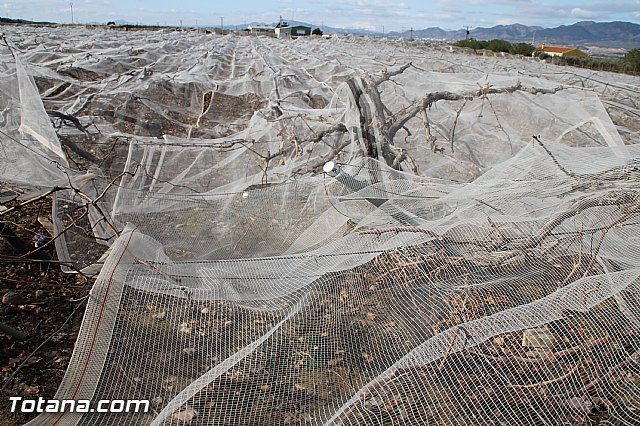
[275,27,291,39]
[247,25,275,36]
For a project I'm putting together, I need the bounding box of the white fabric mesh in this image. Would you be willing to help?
[1,25,640,425]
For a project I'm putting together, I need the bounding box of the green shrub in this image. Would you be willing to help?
[454,38,486,50]
[558,55,628,73]
[452,38,637,75]
[510,42,535,56]
[455,38,534,56]
[623,48,640,71]
[486,39,511,53]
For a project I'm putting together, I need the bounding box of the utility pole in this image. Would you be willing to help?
[69,2,74,24]
[220,16,224,34]
[382,25,384,37]
[410,27,413,41]
[465,26,470,39]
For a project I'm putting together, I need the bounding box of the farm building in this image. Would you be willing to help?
[275,25,311,39]
[536,43,588,57]
[289,25,311,38]
[275,26,291,38]
[247,25,276,36]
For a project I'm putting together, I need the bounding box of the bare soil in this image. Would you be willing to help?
[0,196,92,425]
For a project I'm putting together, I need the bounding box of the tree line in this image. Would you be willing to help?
[453,38,640,75]
[454,38,536,56]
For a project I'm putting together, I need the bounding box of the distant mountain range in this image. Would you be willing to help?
[254,20,639,48]
[390,21,640,48]
[2,16,638,49]
[0,16,54,25]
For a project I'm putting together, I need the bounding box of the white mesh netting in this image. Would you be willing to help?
[2,25,640,425]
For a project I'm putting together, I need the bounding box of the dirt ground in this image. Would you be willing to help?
[0,197,92,425]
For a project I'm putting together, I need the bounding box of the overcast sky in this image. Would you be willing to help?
[2,0,640,31]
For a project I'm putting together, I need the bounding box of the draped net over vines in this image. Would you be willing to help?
[2,25,640,425]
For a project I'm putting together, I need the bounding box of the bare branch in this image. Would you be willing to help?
[510,190,639,250]
[47,110,88,135]
[372,62,412,86]
[532,135,577,178]
[420,107,437,151]
[389,91,465,137]
[449,98,469,153]
[0,186,68,217]
[58,134,100,164]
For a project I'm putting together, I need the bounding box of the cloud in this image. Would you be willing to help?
[333,0,410,10]
[4,0,639,33]
[434,2,461,13]
[333,19,378,30]
[464,0,531,5]
[330,0,413,20]
[570,7,603,19]
[579,1,640,14]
